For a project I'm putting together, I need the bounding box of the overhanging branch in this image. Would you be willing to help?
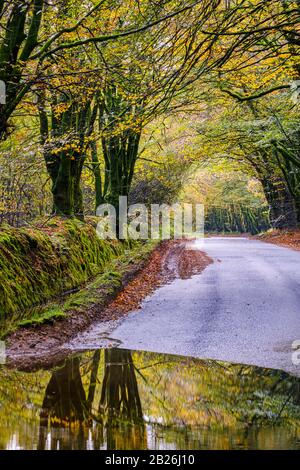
[220,84,290,102]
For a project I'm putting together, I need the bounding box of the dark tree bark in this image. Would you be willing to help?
[260,175,298,229]
[38,91,97,217]
[99,349,146,450]
[38,357,88,450]
[91,140,103,212]
[0,0,44,139]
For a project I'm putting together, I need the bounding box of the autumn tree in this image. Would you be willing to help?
[86,0,257,213]
[0,0,199,138]
[33,1,209,216]
[191,0,300,227]
[0,0,109,139]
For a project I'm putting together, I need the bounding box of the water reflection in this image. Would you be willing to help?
[1,349,300,450]
[99,350,146,450]
[36,350,145,450]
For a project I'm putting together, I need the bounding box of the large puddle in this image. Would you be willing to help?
[1,348,300,450]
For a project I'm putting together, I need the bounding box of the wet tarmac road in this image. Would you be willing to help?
[69,238,300,375]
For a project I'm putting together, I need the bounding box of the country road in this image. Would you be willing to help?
[77,237,300,375]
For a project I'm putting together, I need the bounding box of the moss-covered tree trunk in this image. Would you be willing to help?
[247,146,299,230]
[52,151,74,216]
[38,91,97,217]
[90,141,103,212]
[102,130,141,206]
[260,176,298,229]
[272,142,300,226]
[100,129,141,237]
[73,156,85,219]
[0,0,44,139]
[99,84,143,221]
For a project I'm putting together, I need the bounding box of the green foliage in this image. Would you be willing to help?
[0,230,157,337]
[1,1,299,227]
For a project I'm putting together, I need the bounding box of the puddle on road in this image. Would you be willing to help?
[1,349,300,450]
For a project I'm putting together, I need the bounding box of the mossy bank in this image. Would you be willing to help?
[0,218,156,337]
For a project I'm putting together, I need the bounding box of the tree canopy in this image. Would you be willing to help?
[0,0,299,230]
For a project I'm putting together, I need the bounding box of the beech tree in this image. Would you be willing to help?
[0,0,200,139]
[36,0,231,217]
[1,0,299,228]
[87,0,254,212]
[192,83,299,228]
[32,0,211,217]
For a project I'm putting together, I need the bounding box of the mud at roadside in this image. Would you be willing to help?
[6,240,213,370]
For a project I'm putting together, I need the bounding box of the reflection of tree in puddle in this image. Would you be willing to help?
[38,356,89,449]
[99,349,146,449]
[38,349,146,450]
[2,349,300,449]
[40,357,87,425]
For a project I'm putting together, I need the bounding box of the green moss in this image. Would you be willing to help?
[2,239,157,336]
[17,307,66,327]
[0,217,158,337]
[0,218,133,323]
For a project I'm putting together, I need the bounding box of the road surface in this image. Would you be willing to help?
[71,238,300,375]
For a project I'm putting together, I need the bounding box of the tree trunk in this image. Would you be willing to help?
[261,176,298,229]
[52,151,74,216]
[293,199,300,225]
[73,156,84,219]
[100,349,146,450]
[91,141,103,212]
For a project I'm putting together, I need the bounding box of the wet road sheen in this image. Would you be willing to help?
[102,238,300,375]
